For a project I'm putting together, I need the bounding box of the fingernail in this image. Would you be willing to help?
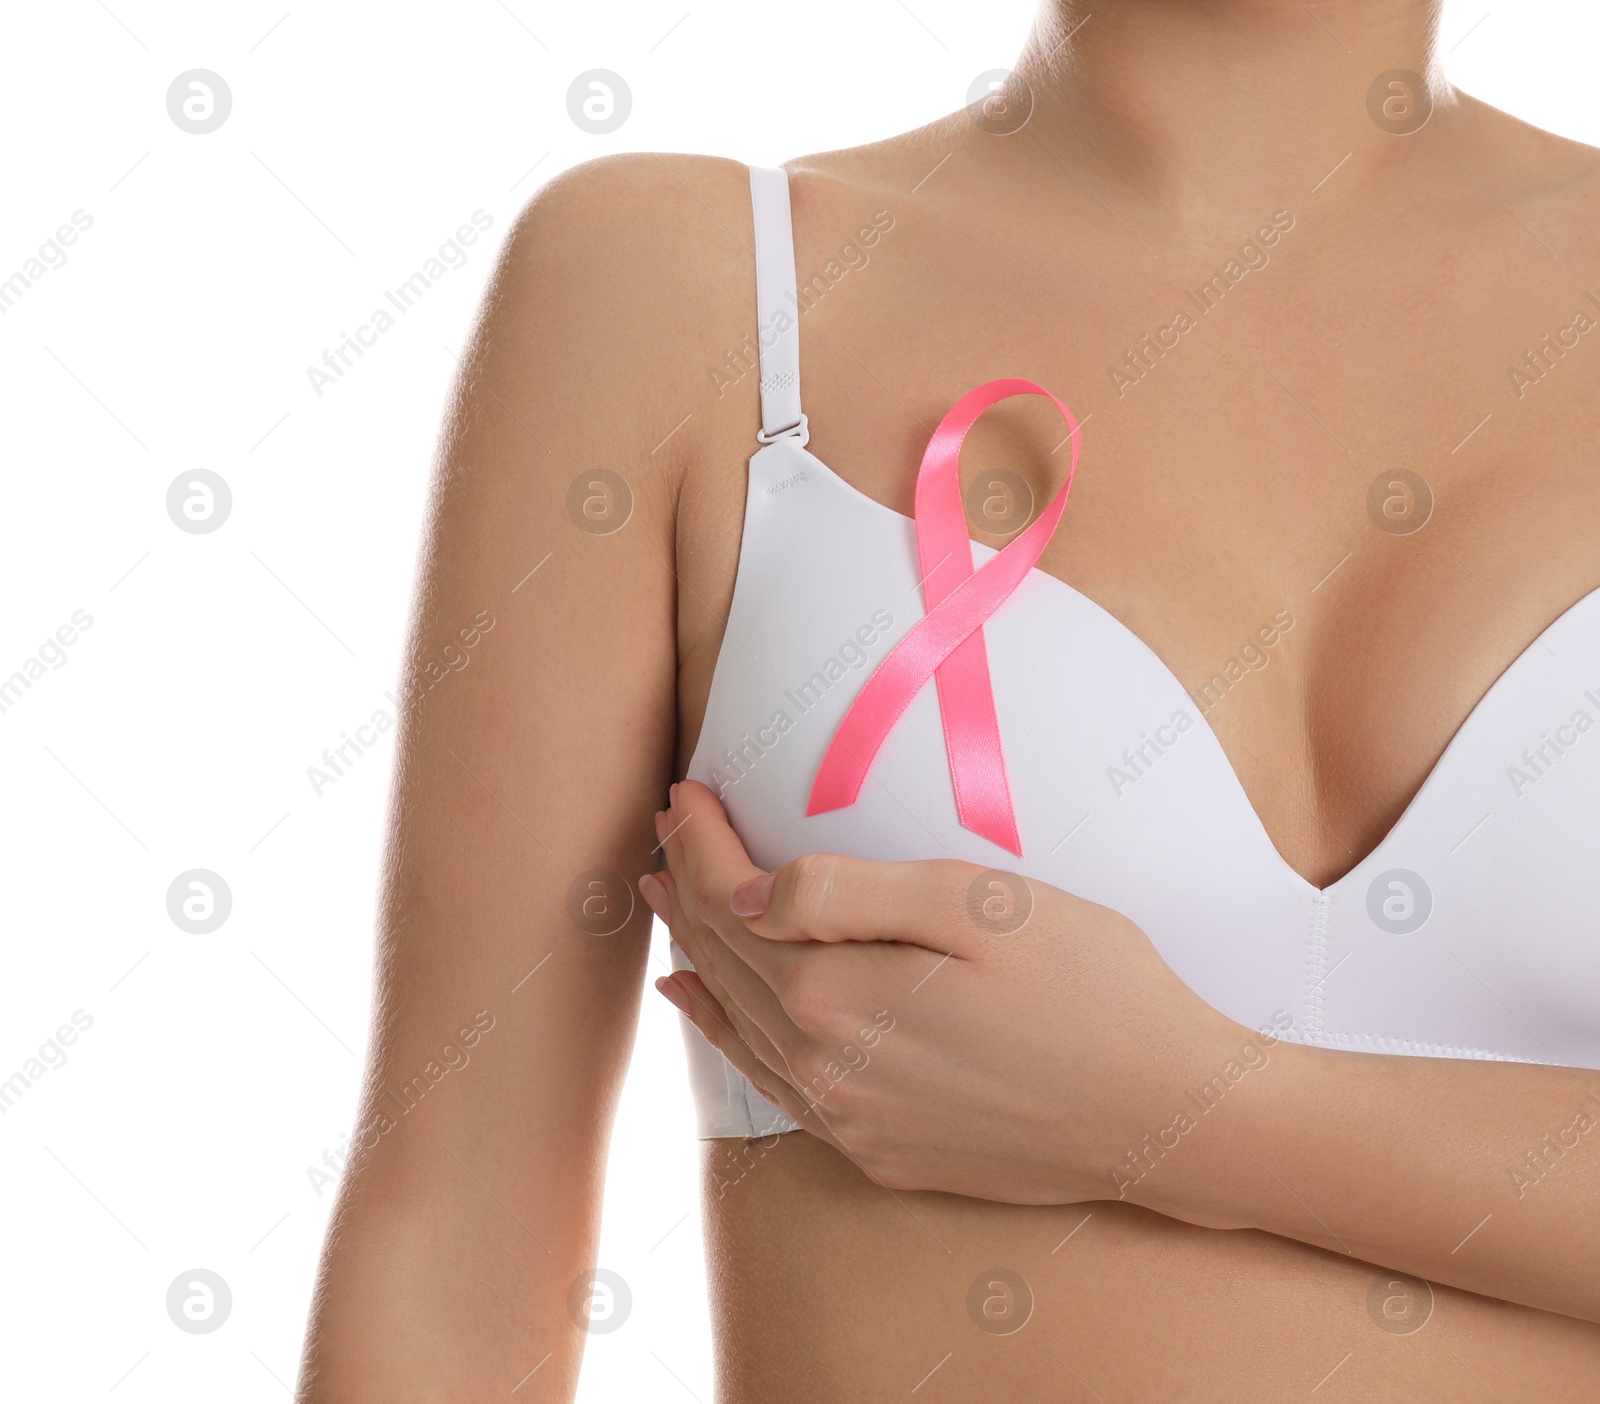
[653,810,668,842]
[669,782,680,807]
[730,872,774,918]
[656,975,691,1014]
[639,872,671,922]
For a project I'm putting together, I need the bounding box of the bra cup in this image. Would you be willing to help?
[674,437,1600,1138]
[1314,605,1600,1064]
[670,164,1600,1140]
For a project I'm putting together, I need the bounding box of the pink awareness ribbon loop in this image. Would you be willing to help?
[806,378,1083,856]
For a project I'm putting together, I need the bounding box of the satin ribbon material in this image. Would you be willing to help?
[806,378,1083,856]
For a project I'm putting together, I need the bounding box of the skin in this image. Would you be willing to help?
[649,776,1600,1312]
[297,0,1600,1399]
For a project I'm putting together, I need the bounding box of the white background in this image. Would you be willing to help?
[1,2,1595,1399]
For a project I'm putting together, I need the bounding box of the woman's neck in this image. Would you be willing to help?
[1007,0,1450,218]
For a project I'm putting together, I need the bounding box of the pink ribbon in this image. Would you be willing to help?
[806,378,1083,856]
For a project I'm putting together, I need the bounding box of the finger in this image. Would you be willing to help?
[662,782,809,983]
[647,851,757,1016]
[658,971,839,1145]
[664,971,883,1185]
[662,794,958,1038]
[647,868,803,1083]
[661,780,766,917]
[647,813,736,980]
[735,853,1008,958]
[644,864,717,971]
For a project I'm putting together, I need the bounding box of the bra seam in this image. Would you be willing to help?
[1303,889,1331,1042]
[1282,1026,1553,1065]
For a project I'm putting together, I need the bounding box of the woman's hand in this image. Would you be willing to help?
[639,779,1256,1214]
[642,784,1600,1323]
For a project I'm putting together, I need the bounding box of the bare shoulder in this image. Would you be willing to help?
[473,152,768,477]
[779,118,964,224]
[1458,92,1600,259]
[503,150,757,331]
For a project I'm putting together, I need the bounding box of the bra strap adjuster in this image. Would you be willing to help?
[755,412,809,447]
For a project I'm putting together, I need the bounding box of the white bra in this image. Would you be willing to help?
[672,164,1600,1140]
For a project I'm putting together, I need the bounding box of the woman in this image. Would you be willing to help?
[298,1,1600,1398]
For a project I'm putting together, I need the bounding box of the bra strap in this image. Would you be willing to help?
[748,165,808,446]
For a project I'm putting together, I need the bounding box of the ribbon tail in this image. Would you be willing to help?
[933,630,1022,854]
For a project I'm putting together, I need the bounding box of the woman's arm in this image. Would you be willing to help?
[650,781,1600,1324]
[1165,1022,1600,1323]
[295,156,711,1401]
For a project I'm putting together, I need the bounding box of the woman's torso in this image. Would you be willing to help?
[668,103,1600,1400]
